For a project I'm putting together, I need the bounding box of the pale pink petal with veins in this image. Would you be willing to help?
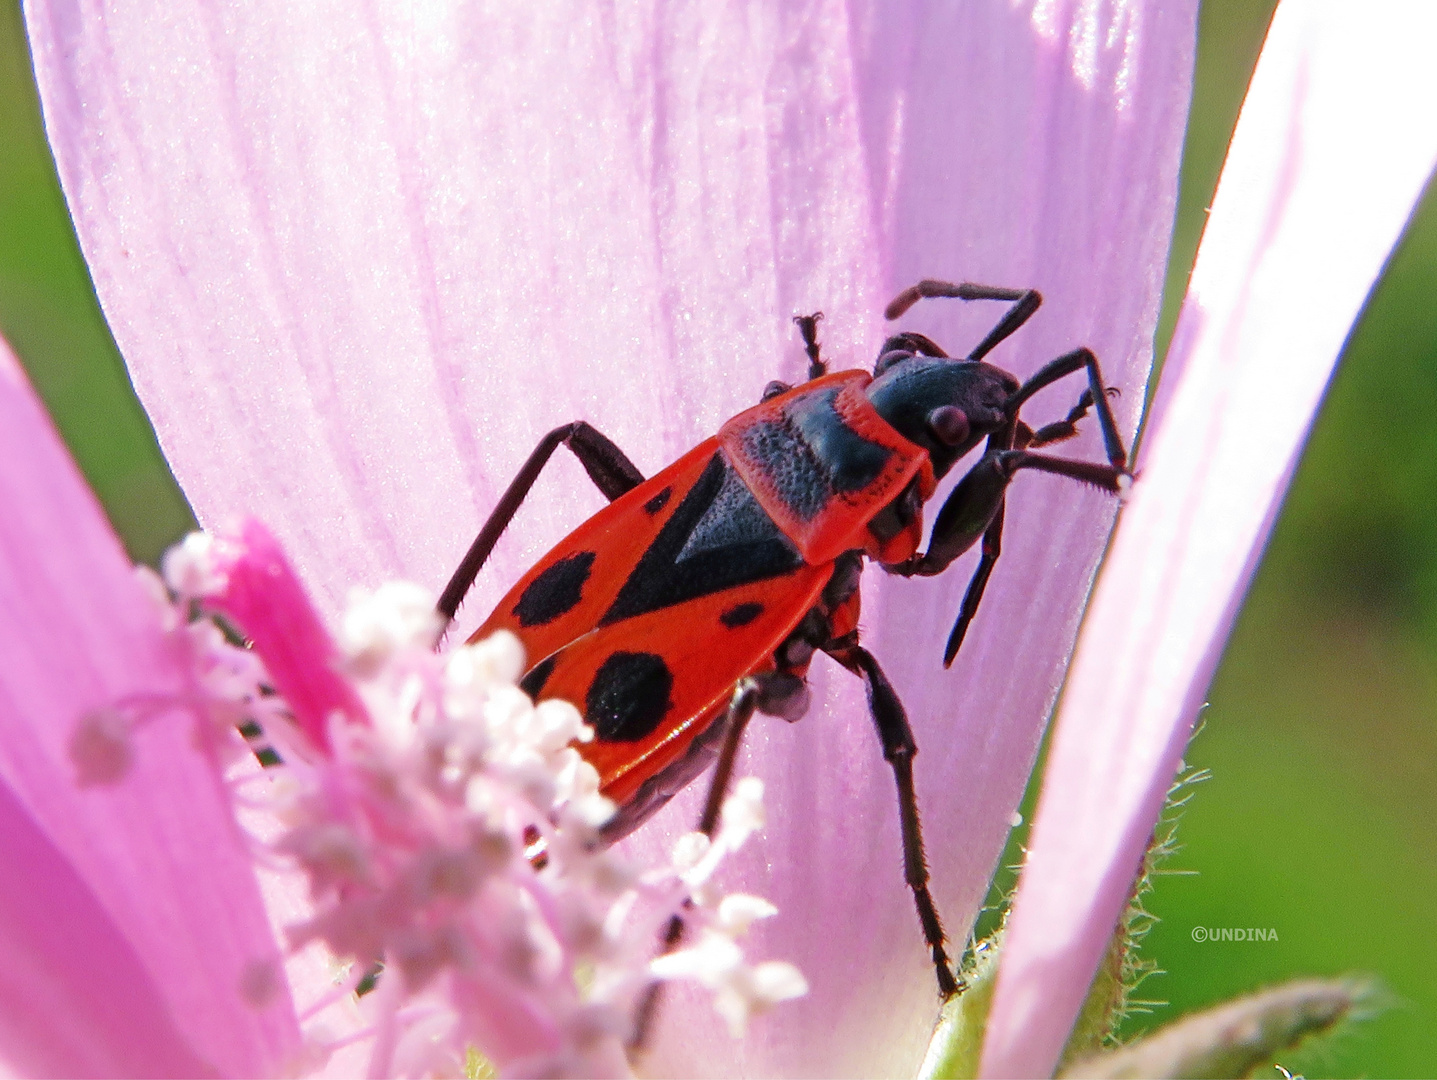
[982,5,1437,1077]
[28,2,1196,1074]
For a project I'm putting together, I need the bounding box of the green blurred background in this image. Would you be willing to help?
[1,1,1432,1075]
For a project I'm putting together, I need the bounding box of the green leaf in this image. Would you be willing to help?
[1059,977,1367,1079]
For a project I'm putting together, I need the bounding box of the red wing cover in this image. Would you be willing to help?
[473,439,832,803]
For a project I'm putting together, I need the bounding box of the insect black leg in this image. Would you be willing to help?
[793,312,826,380]
[1024,387,1121,449]
[437,422,645,625]
[943,501,1004,667]
[883,280,1042,364]
[1007,348,1126,469]
[827,641,958,997]
[895,445,1127,579]
[889,438,1127,668]
[996,449,1129,489]
[698,680,760,836]
[627,686,757,1054]
[628,672,808,1053]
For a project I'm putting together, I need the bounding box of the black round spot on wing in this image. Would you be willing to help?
[720,601,764,628]
[644,487,673,515]
[513,551,596,627]
[519,654,559,699]
[586,652,673,743]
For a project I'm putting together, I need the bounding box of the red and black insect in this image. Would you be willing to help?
[438,280,1130,997]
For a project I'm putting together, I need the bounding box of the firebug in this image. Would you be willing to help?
[438,279,1131,999]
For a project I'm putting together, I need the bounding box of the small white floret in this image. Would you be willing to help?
[161,531,225,598]
[715,960,809,1037]
[649,930,743,984]
[532,699,589,753]
[749,961,809,1006]
[341,581,442,675]
[717,776,766,848]
[716,894,778,937]
[671,831,711,872]
[483,685,537,743]
[467,629,527,687]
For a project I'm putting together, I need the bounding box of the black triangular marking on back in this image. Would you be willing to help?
[600,454,803,626]
[677,464,781,560]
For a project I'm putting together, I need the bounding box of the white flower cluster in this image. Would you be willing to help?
[70,534,285,786]
[80,532,806,1076]
[654,778,809,1038]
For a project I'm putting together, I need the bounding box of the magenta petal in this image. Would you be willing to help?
[208,517,369,752]
[981,8,1437,1078]
[0,777,213,1078]
[0,346,302,1076]
[29,2,1195,1074]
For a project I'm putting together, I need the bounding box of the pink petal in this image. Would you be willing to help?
[28,2,1195,1074]
[0,344,302,1076]
[208,517,370,753]
[0,777,214,1078]
[981,7,1437,1078]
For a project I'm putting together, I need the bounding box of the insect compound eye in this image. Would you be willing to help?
[926,405,971,446]
[874,350,912,377]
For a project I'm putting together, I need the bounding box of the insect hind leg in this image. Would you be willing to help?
[826,638,959,997]
[627,671,810,1054]
[437,422,645,628]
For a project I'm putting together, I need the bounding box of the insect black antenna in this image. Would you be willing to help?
[884,279,1042,362]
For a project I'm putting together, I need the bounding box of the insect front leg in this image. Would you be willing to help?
[943,502,1005,666]
[438,422,645,625]
[890,437,1011,666]
[1021,385,1122,450]
[890,444,1128,663]
[891,345,1131,665]
[1007,347,1127,469]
